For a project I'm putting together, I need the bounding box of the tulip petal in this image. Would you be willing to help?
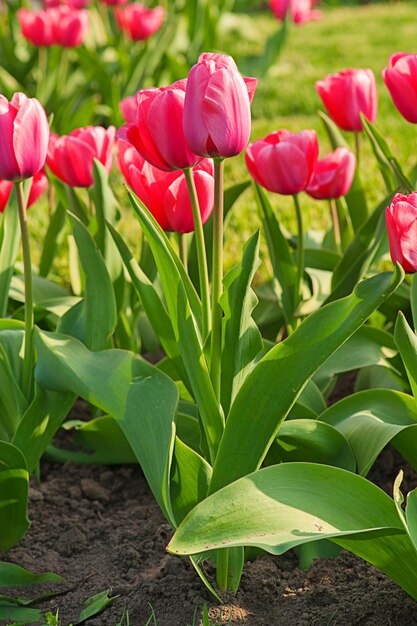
[256,142,309,195]
[183,63,211,156]
[13,97,49,180]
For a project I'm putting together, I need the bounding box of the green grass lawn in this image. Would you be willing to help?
[30,1,417,282]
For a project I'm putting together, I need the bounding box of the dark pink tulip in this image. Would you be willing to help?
[0,170,48,213]
[116,80,203,172]
[306,147,356,200]
[119,95,138,123]
[383,53,417,124]
[270,0,321,24]
[114,3,164,41]
[245,129,318,195]
[316,68,377,132]
[47,126,115,187]
[117,141,214,233]
[0,93,49,182]
[51,7,89,47]
[44,0,90,8]
[386,193,417,273]
[184,53,257,159]
[18,9,55,47]
[100,0,128,5]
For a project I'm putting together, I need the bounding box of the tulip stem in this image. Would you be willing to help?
[184,167,210,340]
[329,199,341,252]
[354,132,361,163]
[293,193,304,311]
[210,158,224,401]
[216,548,229,592]
[15,181,34,401]
[178,233,188,272]
[37,47,47,101]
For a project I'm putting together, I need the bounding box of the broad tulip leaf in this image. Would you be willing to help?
[59,214,117,351]
[394,311,417,399]
[0,562,64,587]
[320,389,417,475]
[0,442,29,551]
[289,379,327,418]
[0,331,26,441]
[129,191,224,463]
[319,111,368,230]
[406,488,417,552]
[209,268,403,493]
[168,463,417,600]
[220,233,263,415]
[35,330,179,526]
[75,589,117,625]
[0,192,19,317]
[39,202,66,278]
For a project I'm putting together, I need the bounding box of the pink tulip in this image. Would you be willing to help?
[52,7,89,47]
[383,53,417,124]
[114,3,164,41]
[117,80,203,172]
[316,68,377,132]
[270,0,321,25]
[245,129,318,195]
[306,147,356,200]
[183,53,257,159]
[119,94,138,123]
[100,0,128,5]
[44,0,90,8]
[0,93,49,182]
[117,141,214,233]
[0,170,48,213]
[386,193,417,273]
[18,9,55,47]
[47,126,115,187]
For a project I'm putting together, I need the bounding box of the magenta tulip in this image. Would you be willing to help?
[270,0,321,24]
[100,0,128,5]
[306,147,356,200]
[114,3,164,41]
[383,53,417,124]
[0,93,49,182]
[386,193,417,273]
[52,7,89,47]
[0,170,48,213]
[316,69,377,132]
[117,80,203,172]
[47,126,115,187]
[119,95,137,123]
[183,53,257,159]
[245,129,318,195]
[18,9,55,47]
[117,141,214,233]
[44,0,90,8]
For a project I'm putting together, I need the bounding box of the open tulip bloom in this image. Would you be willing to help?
[383,53,417,124]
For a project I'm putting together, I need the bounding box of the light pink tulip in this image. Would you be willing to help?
[184,53,257,159]
[115,3,164,41]
[383,53,417,124]
[117,80,203,171]
[117,141,214,233]
[316,69,377,132]
[270,0,321,24]
[0,170,48,213]
[306,147,356,200]
[0,93,49,182]
[47,126,115,187]
[246,129,318,195]
[386,193,417,273]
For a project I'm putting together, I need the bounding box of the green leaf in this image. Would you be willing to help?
[59,214,117,351]
[75,589,117,625]
[0,330,26,440]
[406,487,417,551]
[39,203,66,278]
[320,389,417,475]
[0,192,19,317]
[0,562,64,587]
[0,442,29,551]
[35,330,178,526]
[168,463,417,600]
[220,233,263,416]
[394,311,417,399]
[209,267,403,494]
[0,603,42,624]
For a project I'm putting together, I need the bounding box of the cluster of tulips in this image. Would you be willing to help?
[17,0,164,47]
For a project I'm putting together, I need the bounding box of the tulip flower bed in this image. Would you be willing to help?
[4,1,417,625]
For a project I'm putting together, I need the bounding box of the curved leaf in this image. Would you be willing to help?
[0,442,29,551]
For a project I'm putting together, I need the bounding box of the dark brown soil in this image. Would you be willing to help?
[3,377,417,626]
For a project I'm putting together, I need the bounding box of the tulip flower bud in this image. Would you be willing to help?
[0,170,48,213]
[245,129,318,195]
[316,68,377,132]
[117,141,214,233]
[120,95,138,123]
[0,93,49,182]
[383,53,417,124]
[270,0,321,25]
[183,53,257,159]
[115,3,164,41]
[18,9,55,46]
[52,7,89,47]
[386,193,417,273]
[116,80,203,172]
[306,147,356,200]
[46,126,115,187]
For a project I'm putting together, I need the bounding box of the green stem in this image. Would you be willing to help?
[293,193,304,311]
[37,47,47,101]
[210,159,224,400]
[354,132,361,164]
[216,548,229,592]
[15,181,34,400]
[329,198,341,253]
[178,233,188,272]
[184,167,210,339]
